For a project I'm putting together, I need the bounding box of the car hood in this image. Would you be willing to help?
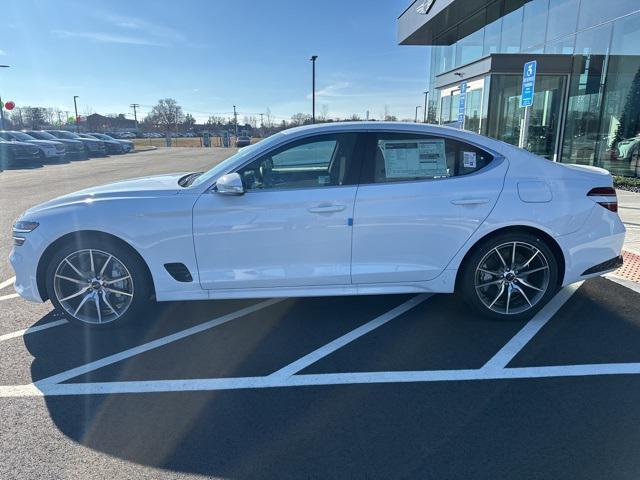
[25,139,60,147]
[24,172,188,216]
[3,141,36,148]
[79,138,103,144]
[52,138,84,145]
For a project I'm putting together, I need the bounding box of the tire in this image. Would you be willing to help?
[45,236,152,329]
[458,232,559,321]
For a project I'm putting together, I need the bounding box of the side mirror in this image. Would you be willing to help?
[215,172,245,196]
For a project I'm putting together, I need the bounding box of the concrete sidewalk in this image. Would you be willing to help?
[618,189,640,255]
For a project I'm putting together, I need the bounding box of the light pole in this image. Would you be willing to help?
[73,95,80,132]
[0,65,10,130]
[423,91,429,123]
[414,105,421,123]
[310,55,318,124]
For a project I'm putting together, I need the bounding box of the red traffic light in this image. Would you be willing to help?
[4,101,15,110]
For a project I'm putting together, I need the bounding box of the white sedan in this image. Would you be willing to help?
[10,122,625,328]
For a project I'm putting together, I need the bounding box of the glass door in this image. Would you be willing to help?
[487,74,567,160]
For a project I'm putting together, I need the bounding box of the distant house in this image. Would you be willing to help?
[85,113,137,132]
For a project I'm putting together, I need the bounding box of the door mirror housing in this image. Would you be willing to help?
[215,172,245,195]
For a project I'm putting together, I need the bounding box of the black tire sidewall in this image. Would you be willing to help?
[459,232,559,321]
[45,236,152,329]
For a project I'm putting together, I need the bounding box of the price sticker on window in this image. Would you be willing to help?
[463,151,477,169]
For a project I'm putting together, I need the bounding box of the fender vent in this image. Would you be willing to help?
[164,263,193,282]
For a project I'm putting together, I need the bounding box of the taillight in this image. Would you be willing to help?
[587,187,618,213]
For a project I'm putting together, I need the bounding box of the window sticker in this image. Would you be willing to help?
[318,175,331,185]
[463,151,477,168]
[380,139,447,179]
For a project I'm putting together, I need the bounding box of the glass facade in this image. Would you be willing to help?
[425,0,640,177]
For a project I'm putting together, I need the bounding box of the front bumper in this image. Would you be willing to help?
[9,244,44,303]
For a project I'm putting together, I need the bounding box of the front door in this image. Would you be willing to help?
[192,132,362,290]
[351,132,508,284]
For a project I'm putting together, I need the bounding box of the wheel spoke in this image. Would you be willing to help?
[55,274,86,285]
[104,275,131,285]
[512,283,532,307]
[104,286,133,297]
[59,286,89,302]
[101,291,120,318]
[476,279,505,288]
[505,284,512,314]
[64,258,85,278]
[511,242,517,269]
[73,292,93,316]
[519,265,549,276]
[516,277,544,292]
[99,254,113,276]
[519,249,539,270]
[89,249,95,275]
[488,282,506,309]
[93,292,102,323]
[493,247,507,268]
[478,268,501,276]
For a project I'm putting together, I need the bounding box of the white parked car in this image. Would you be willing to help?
[10,122,625,328]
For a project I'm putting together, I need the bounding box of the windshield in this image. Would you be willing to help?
[27,131,57,140]
[191,134,283,187]
[9,131,35,141]
[0,132,11,140]
[53,131,79,139]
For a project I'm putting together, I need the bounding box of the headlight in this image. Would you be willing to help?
[12,221,39,247]
[13,220,39,233]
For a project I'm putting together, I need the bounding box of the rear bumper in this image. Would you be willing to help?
[581,255,624,275]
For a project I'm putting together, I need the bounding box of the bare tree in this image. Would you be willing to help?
[319,104,329,121]
[146,98,185,132]
[290,112,312,126]
[264,107,274,128]
[22,107,48,129]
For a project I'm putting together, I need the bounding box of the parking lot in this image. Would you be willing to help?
[2,149,640,479]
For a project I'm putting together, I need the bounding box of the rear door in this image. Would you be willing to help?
[351,131,508,284]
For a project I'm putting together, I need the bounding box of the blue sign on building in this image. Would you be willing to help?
[520,60,537,108]
[457,81,467,124]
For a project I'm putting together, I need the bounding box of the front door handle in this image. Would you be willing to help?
[307,203,346,213]
[451,198,490,206]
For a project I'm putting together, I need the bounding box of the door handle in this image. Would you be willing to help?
[307,204,346,213]
[451,198,490,205]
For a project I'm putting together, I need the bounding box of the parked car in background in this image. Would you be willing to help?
[23,130,87,160]
[0,137,41,170]
[77,133,124,155]
[0,130,66,163]
[45,130,107,157]
[236,135,251,147]
[88,133,134,153]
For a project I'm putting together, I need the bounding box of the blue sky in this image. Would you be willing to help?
[0,0,429,123]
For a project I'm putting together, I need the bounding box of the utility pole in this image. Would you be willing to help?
[73,95,80,132]
[0,65,10,130]
[57,111,62,126]
[310,55,318,124]
[423,91,429,123]
[233,105,238,137]
[130,103,140,130]
[366,110,370,121]
[259,113,264,128]
[414,105,421,123]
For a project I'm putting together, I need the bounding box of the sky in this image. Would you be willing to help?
[0,0,430,124]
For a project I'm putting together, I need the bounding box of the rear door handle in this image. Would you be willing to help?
[307,204,346,213]
[451,198,490,205]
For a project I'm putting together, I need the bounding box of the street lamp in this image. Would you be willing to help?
[73,95,80,132]
[0,65,10,130]
[414,105,421,123]
[423,90,429,123]
[310,55,318,124]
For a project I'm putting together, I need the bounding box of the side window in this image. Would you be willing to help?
[368,133,493,183]
[237,133,359,191]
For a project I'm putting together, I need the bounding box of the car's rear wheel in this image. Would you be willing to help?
[46,237,152,328]
[459,232,559,321]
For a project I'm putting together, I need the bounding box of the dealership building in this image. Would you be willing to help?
[398,0,640,177]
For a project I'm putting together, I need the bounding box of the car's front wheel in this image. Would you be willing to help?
[459,232,559,321]
[45,237,152,328]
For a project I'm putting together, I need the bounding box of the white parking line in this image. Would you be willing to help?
[0,293,20,301]
[35,298,284,386]
[3,361,640,398]
[481,283,582,371]
[269,293,432,379]
[0,319,69,343]
[0,276,15,291]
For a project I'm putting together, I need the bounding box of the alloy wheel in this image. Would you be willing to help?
[474,241,550,315]
[53,248,134,325]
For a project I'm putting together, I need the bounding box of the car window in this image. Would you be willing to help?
[363,132,493,184]
[236,133,360,191]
